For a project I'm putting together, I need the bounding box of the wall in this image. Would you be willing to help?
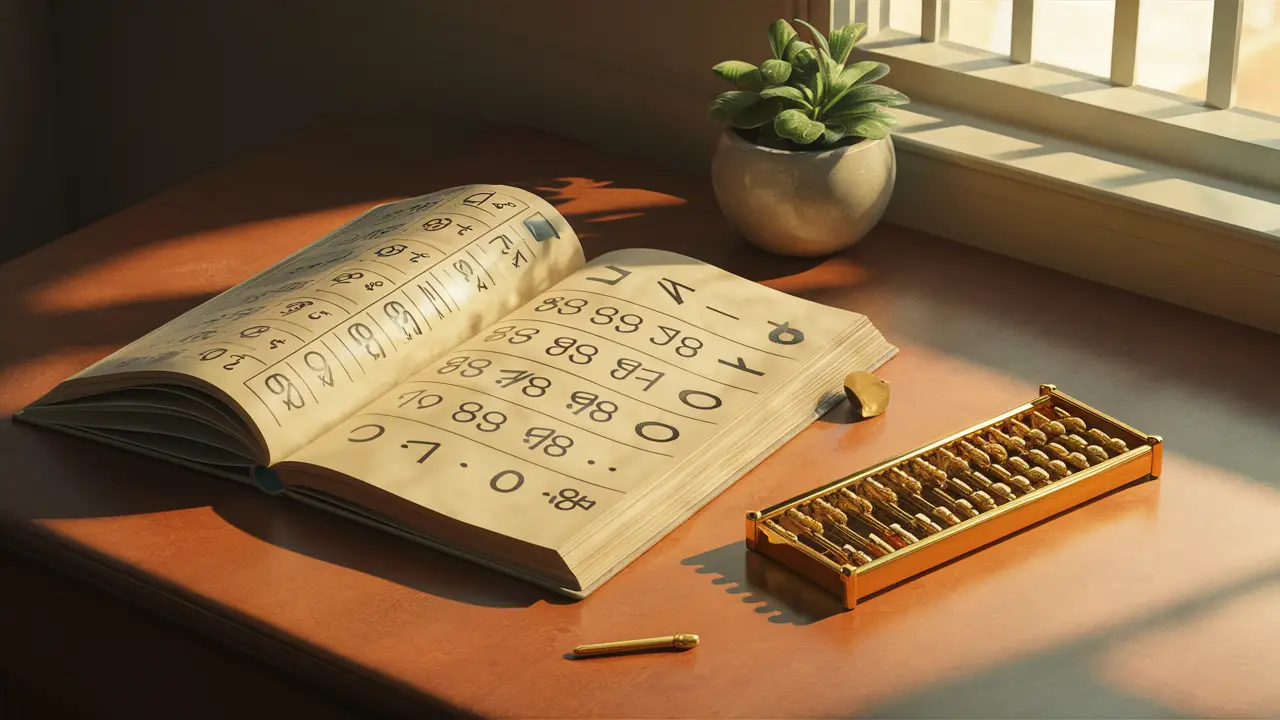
[46,0,801,239]
[0,0,62,260]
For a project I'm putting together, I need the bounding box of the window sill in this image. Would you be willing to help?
[858,30,1280,191]
[885,101,1280,334]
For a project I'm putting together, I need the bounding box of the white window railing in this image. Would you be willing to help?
[845,0,1254,108]
[834,0,1280,191]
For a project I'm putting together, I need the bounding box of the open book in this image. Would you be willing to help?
[17,185,896,597]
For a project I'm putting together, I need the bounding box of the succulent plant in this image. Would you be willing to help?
[709,19,908,151]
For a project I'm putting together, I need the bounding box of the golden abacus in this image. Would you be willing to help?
[746,385,1163,609]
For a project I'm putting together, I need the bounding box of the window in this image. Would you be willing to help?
[844,0,1280,189]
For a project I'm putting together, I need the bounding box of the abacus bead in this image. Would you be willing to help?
[889,524,919,544]
[1026,467,1052,485]
[1066,452,1090,470]
[1060,434,1088,452]
[934,506,962,526]
[992,483,1017,502]
[1045,442,1070,460]
[1085,445,1109,464]
[1047,459,1070,478]
[954,499,979,518]
[1027,449,1052,468]
[982,439,1009,463]
[971,491,997,511]
[1007,456,1032,474]
[1007,475,1034,493]
[914,513,943,534]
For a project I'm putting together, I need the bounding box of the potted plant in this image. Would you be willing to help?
[709,19,908,257]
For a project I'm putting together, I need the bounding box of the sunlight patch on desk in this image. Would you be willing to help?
[1095,580,1280,717]
[24,203,391,314]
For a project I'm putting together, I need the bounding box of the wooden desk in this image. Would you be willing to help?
[3,122,1280,719]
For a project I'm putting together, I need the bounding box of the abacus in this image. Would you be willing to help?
[746,385,1162,609]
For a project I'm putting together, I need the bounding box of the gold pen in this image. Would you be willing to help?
[572,634,699,657]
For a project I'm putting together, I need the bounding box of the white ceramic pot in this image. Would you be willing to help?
[711,128,896,257]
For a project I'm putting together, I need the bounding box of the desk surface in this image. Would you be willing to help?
[3,122,1280,718]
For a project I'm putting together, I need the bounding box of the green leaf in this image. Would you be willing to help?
[709,91,762,123]
[851,61,890,87]
[727,98,785,129]
[784,39,817,68]
[825,101,882,124]
[827,22,868,64]
[759,85,811,108]
[821,124,848,146]
[759,59,792,85]
[826,84,909,116]
[841,116,892,140]
[713,61,756,84]
[799,83,815,104]
[817,48,843,89]
[774,108,825,144]
[820,62,890,114]
[769,19,798,60]
[793,18,830,55]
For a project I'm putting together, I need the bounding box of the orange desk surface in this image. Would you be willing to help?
[3,122,1279,718]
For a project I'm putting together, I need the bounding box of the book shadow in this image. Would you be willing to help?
[680,542,846,625]
[211,489,577,610]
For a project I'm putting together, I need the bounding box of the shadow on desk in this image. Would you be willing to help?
[7,421,569,610]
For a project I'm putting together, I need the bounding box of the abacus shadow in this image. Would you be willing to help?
[681,542,846,625]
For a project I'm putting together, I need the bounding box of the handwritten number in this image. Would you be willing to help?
[718,356,765,377]
[396,389,444,409]
[657,277,695,305]
[635,421,680,443]
[264,373,305,410]
[612,358,664,391]
[767,321,805,345]
[490,470,524,493]
[383,300,422,341]
[488,235,515,254]
[347,424,385,442]
[304,351,334,387]
[403,439,441,464]
[348,323,386,359]
[584,265,632,286]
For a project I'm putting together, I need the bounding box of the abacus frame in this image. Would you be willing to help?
[745,384,1163,610]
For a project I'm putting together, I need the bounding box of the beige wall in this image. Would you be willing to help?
[34,0,796,250]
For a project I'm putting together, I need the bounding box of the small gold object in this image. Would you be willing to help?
[1005,456,1032,474]
[970,490,997,511]
[573,634,699,657]
[1030,411,1067,437]
[1059,434,1088,452]
[932,449,969,474]
[1052,407,1089,433]
[1008,418,1047,447]
[1025,466,1052,486]
[1084,444,1109,464]
[843,371,891,419]
[988,427,1027,453]
[1087,428,1129,454]
[958,440,992,469]
[1066,451,1090,470]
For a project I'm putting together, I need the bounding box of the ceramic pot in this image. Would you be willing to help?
[710,128,896,257]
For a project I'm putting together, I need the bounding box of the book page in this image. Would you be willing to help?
[286,249,863,551]
[42,185,585,462]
